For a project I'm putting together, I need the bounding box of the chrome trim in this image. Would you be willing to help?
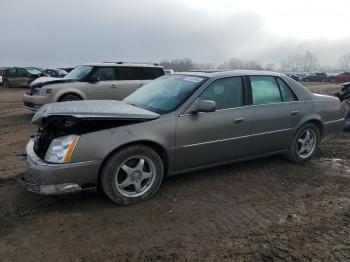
[324,118,345,125]
[179,75,244,116]
[23,105,38,111]
[178,72,312,117]
[18,175,82,195]
[180,128,293,148]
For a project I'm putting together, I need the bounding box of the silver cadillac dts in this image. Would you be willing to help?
[19,71,345,204]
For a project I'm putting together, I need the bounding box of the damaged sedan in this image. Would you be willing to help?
[19,71,345,204]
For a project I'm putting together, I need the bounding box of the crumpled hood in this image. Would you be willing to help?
[32,100,160,124]
[30,76,60,86]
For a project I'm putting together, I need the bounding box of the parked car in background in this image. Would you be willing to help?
[23,62,165,110]
[286,73,300,81]
[26,67,44,74]
[58,67,74,73]
[334,72,350,83]
[326,72,341,82]
[19,71,344,204]
[303,72,327,82]
[0,67,9,86]
[1,67,41,88]
[41,68,68,78]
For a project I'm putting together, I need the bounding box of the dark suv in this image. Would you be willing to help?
[303,72,327,82]
[1,67,41,88]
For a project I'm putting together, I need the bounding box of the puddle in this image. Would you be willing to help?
[319,158,350,176]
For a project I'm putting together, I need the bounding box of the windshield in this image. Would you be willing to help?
[25,68,42,75]
[124,74,207,114]
[64,65,93,80]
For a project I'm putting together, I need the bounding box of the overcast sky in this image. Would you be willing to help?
[1,0,349,68]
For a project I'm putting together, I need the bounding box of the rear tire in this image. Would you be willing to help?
[100,145,164,205]
[58,94,81,102]
[286,123,320,163]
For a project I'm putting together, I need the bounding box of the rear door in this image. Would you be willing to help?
[17,68,30,87]
[175,76,252,171]
[115,67,144,99]
[248,75,305,155]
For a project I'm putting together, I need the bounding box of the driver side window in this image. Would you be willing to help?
[198,77,244,110]
[91,67,116,81]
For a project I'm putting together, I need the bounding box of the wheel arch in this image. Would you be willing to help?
[97,140,169,188]
[53,89,86,102]
[297,117,324,138]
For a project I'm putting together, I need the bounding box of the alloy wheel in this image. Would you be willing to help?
[115,155,156,197]
[297,129,317,159]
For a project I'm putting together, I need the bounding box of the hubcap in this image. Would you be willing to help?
[115,156,156,197]
[297,129,316,159]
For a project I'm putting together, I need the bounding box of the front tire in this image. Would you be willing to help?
[286,123,320,163]
[100,145,164,205]
[58,94,81,102]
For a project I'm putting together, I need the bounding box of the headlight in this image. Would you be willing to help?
[35,88,52,96]
[45,135,79,163]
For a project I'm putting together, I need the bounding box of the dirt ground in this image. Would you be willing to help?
[1,83,350,261]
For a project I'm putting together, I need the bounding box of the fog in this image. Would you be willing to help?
[1,0,349,68]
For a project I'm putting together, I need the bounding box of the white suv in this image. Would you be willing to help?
[23,62,165,110]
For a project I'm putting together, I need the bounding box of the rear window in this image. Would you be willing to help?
[276,78,297,102]
[116,67,141,80]
[250,76,282,105]
[140,67,164,80]
[115,66,164,80]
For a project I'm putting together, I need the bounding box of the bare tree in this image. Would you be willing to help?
[338,53,350,71]
[264,63,276,71]
[303,51,318,72]
[160,58,195,72]
[287,54,304,71]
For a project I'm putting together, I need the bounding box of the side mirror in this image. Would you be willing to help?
[189,100,216,114]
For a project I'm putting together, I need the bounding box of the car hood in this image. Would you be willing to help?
[30,76,59,85]
[32,100,160,124]
[30,77,77,88]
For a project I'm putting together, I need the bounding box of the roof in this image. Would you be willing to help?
[81,62,163,68]
[174,70,284,78]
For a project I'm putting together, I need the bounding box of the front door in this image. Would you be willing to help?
[86,67,118,99]
[175,76,252,171]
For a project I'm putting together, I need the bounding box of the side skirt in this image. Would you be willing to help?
[167,150,287,176]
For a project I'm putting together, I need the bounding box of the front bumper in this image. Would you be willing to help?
[23,93,52,111]
[19,139,102,195]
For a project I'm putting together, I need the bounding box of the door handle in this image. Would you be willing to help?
[111,85,117,88]
[139,84,144,87]
[291,110,299,115]
[234,117,245,123]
